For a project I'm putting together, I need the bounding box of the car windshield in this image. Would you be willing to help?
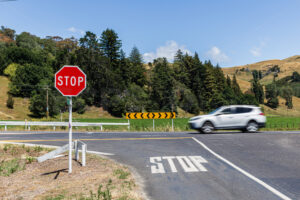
[208,107,222,115]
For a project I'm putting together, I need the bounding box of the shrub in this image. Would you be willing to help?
[6,94,14,109]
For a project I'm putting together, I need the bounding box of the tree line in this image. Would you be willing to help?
[0,26,258,118]
[250,69,295,109]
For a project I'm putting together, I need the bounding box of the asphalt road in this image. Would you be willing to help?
[1,131,300,200]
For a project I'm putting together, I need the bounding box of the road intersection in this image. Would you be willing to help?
[1,131,299,200]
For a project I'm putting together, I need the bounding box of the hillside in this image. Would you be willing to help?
[0,76,113,120]
[222,55,300,116]
[223,55,300,91]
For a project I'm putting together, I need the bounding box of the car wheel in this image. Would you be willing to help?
[246,121,258,133]
[201,122,214,134]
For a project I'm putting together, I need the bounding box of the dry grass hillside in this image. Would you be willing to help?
[223,55,300,116]
[262,96,300,116]
[223,55,300,91]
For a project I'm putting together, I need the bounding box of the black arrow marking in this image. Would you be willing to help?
[147,113,150,119]
[158,113,161,119]
[134,113,138,119]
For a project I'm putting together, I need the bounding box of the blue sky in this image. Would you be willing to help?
[0,0,299,67]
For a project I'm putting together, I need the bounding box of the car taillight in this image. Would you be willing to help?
[259,113,265,116]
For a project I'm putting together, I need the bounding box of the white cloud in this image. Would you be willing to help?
[250,41,266,57]
[205,46,229,64]
[250,47,261,57]
[67,27,85,35]
[143,41,191,63]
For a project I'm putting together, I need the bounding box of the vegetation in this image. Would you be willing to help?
[6,94,14,109]
[0,25,258,119]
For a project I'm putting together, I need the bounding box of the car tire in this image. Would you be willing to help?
[201,122,214,134]
[245,121,258,133]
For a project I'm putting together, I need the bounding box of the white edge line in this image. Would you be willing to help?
[0,141,115,156]
[192,137,291,200]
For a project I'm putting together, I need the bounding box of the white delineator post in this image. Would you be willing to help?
[68,97,72,173]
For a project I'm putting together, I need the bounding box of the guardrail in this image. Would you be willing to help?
[0,121,130,131]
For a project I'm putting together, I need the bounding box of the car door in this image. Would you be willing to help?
[215,107,236,128]
[234,107,253,127]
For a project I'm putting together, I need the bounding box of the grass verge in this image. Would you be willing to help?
[0,144,144,200]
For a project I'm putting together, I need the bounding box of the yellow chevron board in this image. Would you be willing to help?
[126,112,176,119]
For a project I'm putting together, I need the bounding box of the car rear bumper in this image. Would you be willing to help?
[258,122,266,128]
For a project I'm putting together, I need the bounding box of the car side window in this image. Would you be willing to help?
[236,107,252,114]
[221,108,232,114]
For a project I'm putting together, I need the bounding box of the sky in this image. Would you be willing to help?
[0,0,299,67]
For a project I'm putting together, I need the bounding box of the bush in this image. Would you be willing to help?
[73,97,87,114]
[6,94,14,109]
[178,88,199,114]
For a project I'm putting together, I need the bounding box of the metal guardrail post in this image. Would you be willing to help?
[74,140,79,161]
[100,125,103,131]
[5,125,7,131]
[128,119,130,131]
[82,144,86,167]
[153,119,155,131]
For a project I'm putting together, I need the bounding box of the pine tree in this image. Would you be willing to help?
[189,53,206,110]
[281,87,293,109]
[251,72,264,104]
[203,64,219,111]
[6,94,14,109]
[128,47,146,87]
[149,58,175,111]
[232,74,242,96]
[99,28,122,66]
[265,83,279,109]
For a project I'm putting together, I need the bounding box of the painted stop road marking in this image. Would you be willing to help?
[149,156,208,174]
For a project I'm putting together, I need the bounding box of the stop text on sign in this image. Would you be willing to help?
[55,65,86,96]
[57,76,85,87]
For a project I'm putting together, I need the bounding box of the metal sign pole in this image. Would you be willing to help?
[153,119,155,131]
[172,118,174,132]
[68,97,72,173]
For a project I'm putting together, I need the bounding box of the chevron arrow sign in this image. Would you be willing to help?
[126,112,176,119]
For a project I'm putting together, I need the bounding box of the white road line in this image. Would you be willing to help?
[0,141,115,156]
[192,137,291,200]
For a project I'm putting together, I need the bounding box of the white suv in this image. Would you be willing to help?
[188,105,266,133]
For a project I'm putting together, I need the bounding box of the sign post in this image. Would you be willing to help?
[55,65,86,173]
[68,97,72,173]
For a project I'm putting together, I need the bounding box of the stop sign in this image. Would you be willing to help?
[55,65,86,96]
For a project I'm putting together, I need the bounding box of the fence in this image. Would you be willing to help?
[0,121,130,131]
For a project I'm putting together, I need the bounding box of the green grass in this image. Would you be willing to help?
[0,158,25,176]
[114,169,130,180]
[263,116,300,130]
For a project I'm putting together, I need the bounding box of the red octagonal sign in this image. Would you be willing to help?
[55,65,86,96]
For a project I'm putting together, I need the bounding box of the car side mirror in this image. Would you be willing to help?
[215,113,222,116]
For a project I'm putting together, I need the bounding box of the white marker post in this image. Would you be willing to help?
[68,97,72,173]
